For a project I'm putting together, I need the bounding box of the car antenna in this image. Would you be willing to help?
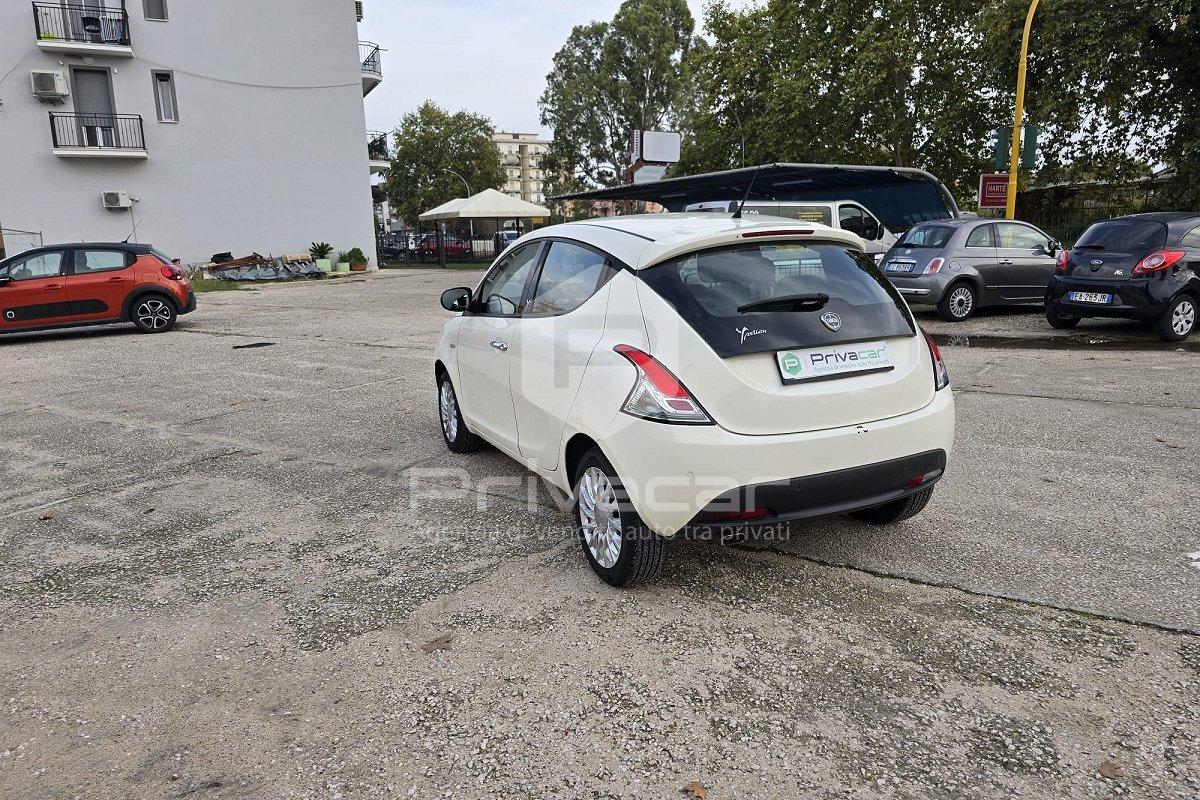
[731,166,762,220]
[122,218,141,244]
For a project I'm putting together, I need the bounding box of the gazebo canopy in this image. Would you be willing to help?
[419,188,551,221]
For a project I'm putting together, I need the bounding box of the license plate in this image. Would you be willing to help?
[885,262,915,273]
[776,340,895,385]
[1068,291,1112,304]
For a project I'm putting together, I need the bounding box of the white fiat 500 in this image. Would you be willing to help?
[435,214,955,587]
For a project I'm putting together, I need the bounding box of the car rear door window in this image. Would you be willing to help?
[474,243,541,316]
[75,249,130,274]
[638,241,914,358]
[527,241,610,316]
[966,225,994,247]
[5,251,65,281]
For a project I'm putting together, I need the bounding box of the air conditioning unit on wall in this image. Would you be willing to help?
[31,70,69,101]
[101,191,132,210]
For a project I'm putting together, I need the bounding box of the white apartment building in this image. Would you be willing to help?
[0,0,380,266]
[492,132,551,205]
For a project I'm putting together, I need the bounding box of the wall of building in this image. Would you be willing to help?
[492,132,550,205]
[0,0,377,265]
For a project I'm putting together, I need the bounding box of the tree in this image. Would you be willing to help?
[539,0,696,192]
[678,0,1002,203]
[383,102,506,226]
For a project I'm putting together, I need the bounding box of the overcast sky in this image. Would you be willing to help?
[360,0,733,135]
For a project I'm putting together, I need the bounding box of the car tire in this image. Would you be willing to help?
[437,373,482,453]
[130,294,178,334]
[1155,294,1196,342]
[1045,307,1081,329]
[937,282,977,322]
[572,447,665,588]
[851,486,935,525]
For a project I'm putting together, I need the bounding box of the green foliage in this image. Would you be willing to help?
[345,247,367,265]
[539,0,696,192]
[309,242,333,259]
[679,0,1000,202]
[335,251,350,264]
[384,102,506,225]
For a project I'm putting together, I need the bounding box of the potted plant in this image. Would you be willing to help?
[309,242,333,273]
[347,247,368,272]
[334,250,351,273]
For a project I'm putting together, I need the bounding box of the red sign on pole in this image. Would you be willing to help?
[978,174,1010,209]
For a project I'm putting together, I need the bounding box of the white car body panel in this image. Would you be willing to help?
[434,214,956,536]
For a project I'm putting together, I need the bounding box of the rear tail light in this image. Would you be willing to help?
[613,345,714,425]
[921,328,949,391]
[1055,249,1070,273]
[160,264,186,281]
[923,257,945,275]
[1133,249,1185,275]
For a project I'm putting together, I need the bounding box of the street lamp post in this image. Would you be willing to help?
[1005,0,1041,220]
[445,168,475,250]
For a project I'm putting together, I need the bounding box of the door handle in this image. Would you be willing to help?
[107,276,126,283]
[45,283,64,290]
[490,340,509,351]
[998,259,1013,265]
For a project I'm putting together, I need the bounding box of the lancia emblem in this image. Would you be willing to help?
[820,312,842,332]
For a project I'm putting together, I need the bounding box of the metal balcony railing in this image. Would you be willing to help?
[367,131,392,161]
[32,2,131,46]
[360,41,382,76]
[50,113,146,150]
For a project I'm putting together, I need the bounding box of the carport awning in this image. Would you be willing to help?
[419,188,551,221]
[553,163,961,230]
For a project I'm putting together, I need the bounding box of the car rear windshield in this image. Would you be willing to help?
[637,241,915,358]
[896,225,954,248]
[1074,220,1167,253]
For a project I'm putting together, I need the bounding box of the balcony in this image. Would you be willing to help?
[367,130,391,173]
[360,41,383,95]
[50,113,147,159]
[32,2,133,57]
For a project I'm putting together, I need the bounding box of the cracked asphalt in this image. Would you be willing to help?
[1,269,1198,799]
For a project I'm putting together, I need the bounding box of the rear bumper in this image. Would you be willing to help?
[692,449,946,534]
[181,290,197,315]
[887,275,950,304]
[599,388,956,535]
[1046,276,1173,321]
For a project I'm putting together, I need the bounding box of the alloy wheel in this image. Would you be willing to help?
[439,381,459,441]
[1172,299,1195,337]
[578,466,622,569]
[948,286,974,319]
[136,299,173,330]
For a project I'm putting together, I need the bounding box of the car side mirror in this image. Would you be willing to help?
[440,287,471,312]
[0,276,10,288]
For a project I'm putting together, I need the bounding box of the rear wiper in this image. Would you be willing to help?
[738,292,829,313]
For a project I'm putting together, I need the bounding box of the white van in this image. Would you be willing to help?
[685,200,897,257]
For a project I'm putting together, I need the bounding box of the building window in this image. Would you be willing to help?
[144,0,168,21]
[152,71,178,122]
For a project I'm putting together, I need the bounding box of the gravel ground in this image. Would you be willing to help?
[1,269,1197,799]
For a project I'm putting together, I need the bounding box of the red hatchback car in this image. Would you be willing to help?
[0,243,195,336]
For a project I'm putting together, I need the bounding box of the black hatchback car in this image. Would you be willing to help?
[1045,212,1200,341]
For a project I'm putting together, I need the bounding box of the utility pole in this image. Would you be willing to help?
[1005,0,1041,220]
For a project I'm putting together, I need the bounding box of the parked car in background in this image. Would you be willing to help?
[686,200,898,258]
[880,219,1059,321]
[1046,212,1199,341]
[416,235,472,260]
[434,214,954,587]
[493,230,520,254]
[0,243,194,336]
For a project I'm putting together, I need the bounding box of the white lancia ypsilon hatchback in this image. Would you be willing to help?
[435,214,955,587]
